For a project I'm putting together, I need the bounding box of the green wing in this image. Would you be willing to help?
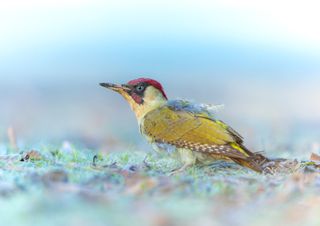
[141,105,253,159]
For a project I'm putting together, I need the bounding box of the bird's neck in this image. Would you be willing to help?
[134,99,167,124]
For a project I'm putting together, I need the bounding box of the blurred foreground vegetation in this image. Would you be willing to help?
[0,141,320,226]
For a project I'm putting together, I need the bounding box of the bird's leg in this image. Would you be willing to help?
[169,148,196,176]
[169,162,194,175]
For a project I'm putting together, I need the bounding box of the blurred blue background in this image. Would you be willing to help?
[0,0,319,156]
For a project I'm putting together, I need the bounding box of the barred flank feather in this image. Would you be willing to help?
[173,140,268,173]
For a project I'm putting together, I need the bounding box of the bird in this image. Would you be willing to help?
[100,78,270,174]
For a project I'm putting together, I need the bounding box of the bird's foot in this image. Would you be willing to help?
[168,164,191,176]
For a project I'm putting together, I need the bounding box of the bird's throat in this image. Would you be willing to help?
[135,99,167,123]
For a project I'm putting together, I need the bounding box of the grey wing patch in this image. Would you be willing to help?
[167,99,223,118]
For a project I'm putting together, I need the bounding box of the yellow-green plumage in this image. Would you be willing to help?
[141,104,268,172]
[100,78,270,173]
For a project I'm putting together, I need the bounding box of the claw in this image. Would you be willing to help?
[168,163,192,176]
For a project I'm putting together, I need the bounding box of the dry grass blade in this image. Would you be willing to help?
[7,127,17,151]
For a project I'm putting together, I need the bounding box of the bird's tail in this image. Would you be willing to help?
[229,143,305,173]
[229,153,269,173]
[229,144,272,173]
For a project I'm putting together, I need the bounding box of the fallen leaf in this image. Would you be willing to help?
[310,152,320,162]
[20,150,43,161]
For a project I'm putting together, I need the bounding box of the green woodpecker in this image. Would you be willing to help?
[100,78,270,173]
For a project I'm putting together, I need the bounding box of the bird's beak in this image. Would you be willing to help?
[99,82,131,93]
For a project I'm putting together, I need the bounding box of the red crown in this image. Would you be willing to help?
[127,78,168,99]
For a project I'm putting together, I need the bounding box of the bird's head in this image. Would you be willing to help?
[100,78,168,120]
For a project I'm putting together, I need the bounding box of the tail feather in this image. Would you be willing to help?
[229,156,264,173]
[230,144,271,173]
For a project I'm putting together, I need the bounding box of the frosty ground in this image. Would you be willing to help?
[0,142,319,226]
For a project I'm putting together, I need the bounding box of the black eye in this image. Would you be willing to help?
[135,85,145,92]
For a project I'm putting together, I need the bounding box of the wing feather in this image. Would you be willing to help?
[142,105,251,159]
